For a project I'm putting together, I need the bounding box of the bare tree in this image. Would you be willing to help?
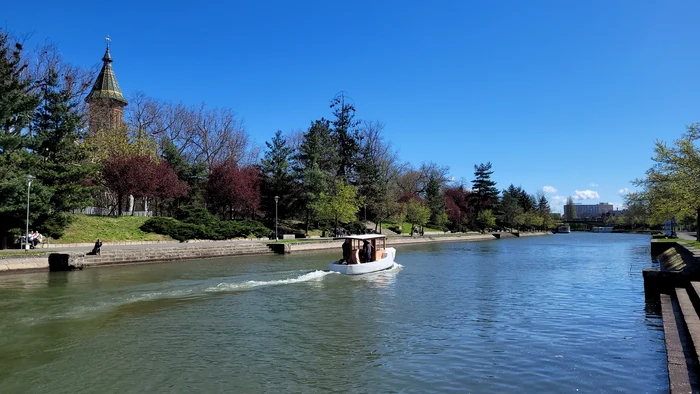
[186,105,253,169]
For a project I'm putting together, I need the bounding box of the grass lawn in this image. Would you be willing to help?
[655,237,700,249]
[384,222,443,234]
[53,215,172,244]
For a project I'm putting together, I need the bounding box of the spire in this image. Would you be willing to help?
[85,37,127,106]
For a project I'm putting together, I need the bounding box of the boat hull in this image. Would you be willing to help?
[328,248,396,275]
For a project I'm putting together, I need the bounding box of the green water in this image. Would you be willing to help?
[0,233,666,393]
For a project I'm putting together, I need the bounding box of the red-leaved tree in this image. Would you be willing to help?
[103,155,188,216]
[207,159,261,219]
[151,162,189,216]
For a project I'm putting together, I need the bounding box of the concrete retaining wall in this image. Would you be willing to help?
[0,254,49,272]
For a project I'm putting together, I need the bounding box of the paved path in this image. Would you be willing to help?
[678,232,697,241]
[0,239,270,254]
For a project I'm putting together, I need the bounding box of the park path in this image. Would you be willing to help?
[677,232,697,241]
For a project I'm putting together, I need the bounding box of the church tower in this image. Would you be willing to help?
[85,39,127,133]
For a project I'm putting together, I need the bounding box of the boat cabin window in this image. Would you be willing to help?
[344,237,386,264]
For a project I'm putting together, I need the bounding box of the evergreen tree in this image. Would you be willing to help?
[295,119,336,233]
[536,194,553,230]
[260,130,295,222]
[499,185,522,230]
[565,196,577,219]
[536,195,550,215]
[0,31,39,137]
[425,175,445,225]
[29,67,97,237]
[518,189,536,212]
[471,162,499,213]
[0,31,42,248]
[330,93,361,183]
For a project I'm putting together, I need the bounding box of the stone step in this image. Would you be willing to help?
[661,294,694,393]
[676,288,700,360]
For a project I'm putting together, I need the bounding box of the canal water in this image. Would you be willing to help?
[0,233,666,393]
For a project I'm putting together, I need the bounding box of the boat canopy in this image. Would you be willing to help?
[333,234,386,241]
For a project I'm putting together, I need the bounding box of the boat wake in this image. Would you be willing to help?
[205,270,337,293]
[20,271,339,324]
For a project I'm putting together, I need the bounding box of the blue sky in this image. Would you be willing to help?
[4,0,700,212]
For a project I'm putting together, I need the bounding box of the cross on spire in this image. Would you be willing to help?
[105,35,111,48]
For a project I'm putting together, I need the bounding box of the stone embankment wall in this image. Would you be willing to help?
[1,231,553,274]
[0,254,49,272]
[644,240,700,297]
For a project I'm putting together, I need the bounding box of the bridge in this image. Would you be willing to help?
[562,217,607,225]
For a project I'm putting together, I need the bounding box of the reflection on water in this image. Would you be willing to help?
[0,233,666,393]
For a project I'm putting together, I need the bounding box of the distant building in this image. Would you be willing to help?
[563,202,614,219]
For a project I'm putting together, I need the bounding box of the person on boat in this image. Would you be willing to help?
[340,239,351,264]
[362,240,373,263]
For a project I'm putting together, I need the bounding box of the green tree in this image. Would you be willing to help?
[260,130,295,222]
[295,119,336,233]
[425,175,445,225]
[633,124,700,238]
[499,184,523,230]
[315,181,359,229]
[476,209,496,233]
[161,137,206,209]
[330,93,361,183]
[536,193,552,230]
[29,67,97,237]
[405,199,431,235]
[564,196,577,220]
[0,32,41,247]
[472,162,499,212]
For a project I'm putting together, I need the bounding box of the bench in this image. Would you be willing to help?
[17,236,50,249]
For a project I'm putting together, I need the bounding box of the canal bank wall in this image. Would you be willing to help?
[644,240,700,392]
[0,231,552,274]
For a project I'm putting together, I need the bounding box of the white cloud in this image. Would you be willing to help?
[590,183,599,187]
[550,195,567,213]
[573,190,600,200]
[618,188,629,194]
[542,185,557,193]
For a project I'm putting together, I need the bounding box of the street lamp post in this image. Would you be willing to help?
[274,196,279,241]
[25,175,33,251]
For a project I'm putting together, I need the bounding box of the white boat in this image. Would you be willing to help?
[592,226,613,233]
[328,234,397,275]
[556,225,571,233]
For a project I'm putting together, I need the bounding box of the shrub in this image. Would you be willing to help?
[173,205,218,227]
[168,222,212,242]
[140,217,179,234]
[387,224,402,234]
[141,216,269,241]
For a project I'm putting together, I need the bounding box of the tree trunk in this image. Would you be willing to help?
[118,194,123,216]
[696,207,700,242]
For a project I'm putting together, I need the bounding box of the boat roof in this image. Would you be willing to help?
[334,234,386,241]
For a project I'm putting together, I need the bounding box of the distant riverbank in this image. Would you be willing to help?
[0,232,552,274]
